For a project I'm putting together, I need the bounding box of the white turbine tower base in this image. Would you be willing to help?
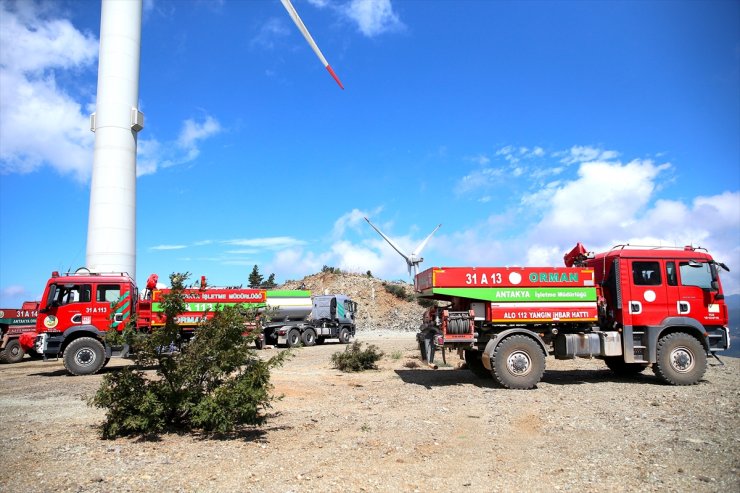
[364,217,441,279]
[83,0,339,282]
[86,0,143,279]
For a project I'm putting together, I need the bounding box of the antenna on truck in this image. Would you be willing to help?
[364,217,441,279]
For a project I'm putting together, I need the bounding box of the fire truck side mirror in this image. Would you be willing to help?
[710,280,720,292]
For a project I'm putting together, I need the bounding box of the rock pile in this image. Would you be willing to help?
[279,271,426,332]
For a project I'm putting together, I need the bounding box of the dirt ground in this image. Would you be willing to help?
[0,331,738,493]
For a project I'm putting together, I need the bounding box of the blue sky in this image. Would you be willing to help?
[1,0,739,307]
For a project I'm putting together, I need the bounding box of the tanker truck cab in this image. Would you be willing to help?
[35,271,136,375]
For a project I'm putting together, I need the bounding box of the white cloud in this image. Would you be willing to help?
[0,2,98,181]
[446,150,740,294]
[559,145,620,165]
[150,244,187,251]
[455,167,504,195]
[224,237,307,249]
[535,159,671,240]
[250,17,290,50]
[332,207,383,238]
[137,115,222,176]
[177,116,222,161]
[341,0,404,37]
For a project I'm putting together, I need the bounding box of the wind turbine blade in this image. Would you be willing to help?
[413,224,442,256]
[280,0,345,89]
[364,217,411,263]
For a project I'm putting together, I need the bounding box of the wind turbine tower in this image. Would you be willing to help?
[86,0,143,278]
[84,0,342,281]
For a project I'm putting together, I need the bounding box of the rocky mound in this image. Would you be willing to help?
[279,271,426,332]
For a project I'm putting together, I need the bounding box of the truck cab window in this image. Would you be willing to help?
[666,262,677,286]
[679,261,712,289]
[53,284,91,305]
[632,261,662,286]
[97,285,121,303]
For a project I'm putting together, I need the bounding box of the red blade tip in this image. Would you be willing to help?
[326,65,344,90]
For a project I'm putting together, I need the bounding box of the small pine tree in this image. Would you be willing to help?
[261,273,277,289]
[248,265,264,288]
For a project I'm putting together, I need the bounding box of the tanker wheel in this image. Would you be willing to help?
[491,335,545,390]
[338,328,351,344]
[302,328,317,347]
[604,356,648,377]
[0,339,25,363]
[286,329,302,348]
[464,349,490,379]
[63,337,106,376]
[653,332,706,386]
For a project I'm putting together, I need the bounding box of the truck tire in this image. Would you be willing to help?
[302,328,317,346]
[0,339,26,363]
[0,339,25,363]
[491,335,545,390]
[63,337,106,376]
[255,338,264,350]
[464,349,490,379]
[338,327,351,344]
[286,329,302,348]
[604,356,648,377]
[653,332,706,386]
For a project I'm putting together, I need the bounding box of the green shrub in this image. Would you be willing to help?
[331,341,384,372]
[91,273,288,439]
[383,282,413,301]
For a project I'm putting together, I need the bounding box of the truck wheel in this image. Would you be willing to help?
[491,335,545,390]
[338,328,351,344]
[653,332,706,385]
[302,328,317,346]
[464,349,490,379]
[255,338,264,350]
[0,339,25,363]
[63,337,106,376]
[286,329,302,348]
[604,356,648,376]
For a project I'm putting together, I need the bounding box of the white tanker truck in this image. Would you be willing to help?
[257,290,357,349]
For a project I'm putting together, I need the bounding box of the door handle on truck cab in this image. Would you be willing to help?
[114,313,124,322]
[677,301,690,314]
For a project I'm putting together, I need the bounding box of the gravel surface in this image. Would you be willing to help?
[1,332,738,493]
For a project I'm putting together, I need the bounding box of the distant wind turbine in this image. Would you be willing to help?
[364,217,441,278]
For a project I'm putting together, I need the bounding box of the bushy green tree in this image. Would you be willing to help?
[91,273,288,439]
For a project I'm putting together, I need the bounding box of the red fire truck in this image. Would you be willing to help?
[0,301,40,363]
[416,244,730,388]
[30,271,266,376]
